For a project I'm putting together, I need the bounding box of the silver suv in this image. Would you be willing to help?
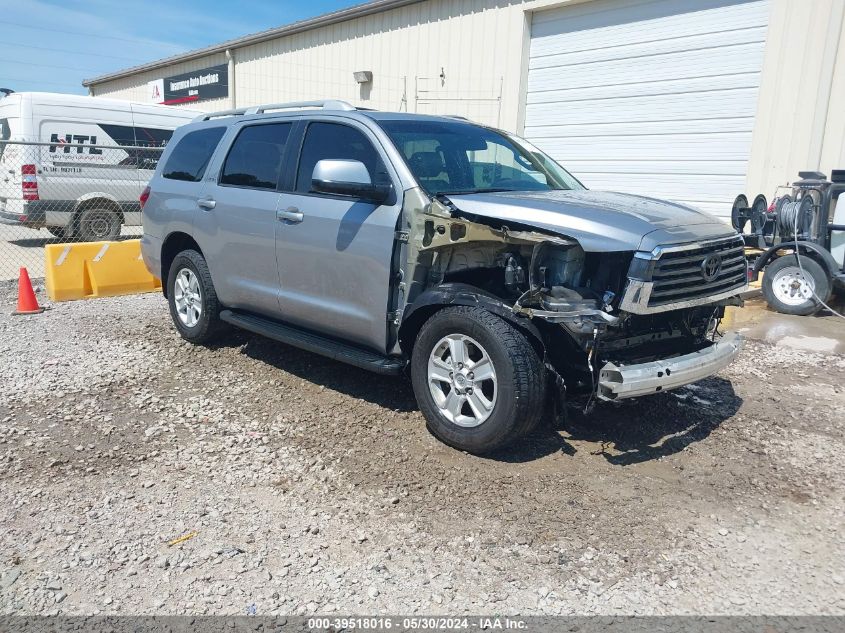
[140,100,746,454]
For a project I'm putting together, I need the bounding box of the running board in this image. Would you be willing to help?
[219,310,406,375]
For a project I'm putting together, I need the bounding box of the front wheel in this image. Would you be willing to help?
[166,250,226,344]
[411,306,546,454]
[762,253,831,316]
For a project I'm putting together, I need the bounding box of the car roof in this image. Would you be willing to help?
[189,107,477,129]
[357,110,473,124]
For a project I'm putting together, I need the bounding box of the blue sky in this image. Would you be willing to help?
[0,0,360,95]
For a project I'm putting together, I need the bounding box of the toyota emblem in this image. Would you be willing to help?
[701,254,722,281]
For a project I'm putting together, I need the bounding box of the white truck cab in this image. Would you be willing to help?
[0,92,200,240]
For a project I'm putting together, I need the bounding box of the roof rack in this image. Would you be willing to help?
[195,108,248,121]
[194,99,356,122]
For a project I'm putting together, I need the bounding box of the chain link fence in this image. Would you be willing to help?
[0,140,163,281]
[0,76,507,284]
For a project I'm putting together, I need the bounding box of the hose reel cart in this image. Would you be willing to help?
[732,170,845,315]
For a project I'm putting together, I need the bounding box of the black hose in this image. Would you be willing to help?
[777,197,814,238]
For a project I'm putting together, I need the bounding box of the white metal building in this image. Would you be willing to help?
[84,0,845,220]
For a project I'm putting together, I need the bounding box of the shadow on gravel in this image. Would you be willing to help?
[227,331,418,413]
[559,377,743,466]
[214,331,742,464]
[483,377,742,465]
[483,428,578,463]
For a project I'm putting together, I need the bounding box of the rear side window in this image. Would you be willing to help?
[220,122,292,189]
[162,127,225,182]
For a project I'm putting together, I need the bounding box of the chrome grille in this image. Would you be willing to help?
[647,236,746,308]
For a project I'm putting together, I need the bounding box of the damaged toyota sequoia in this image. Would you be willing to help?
[141,101,747,454]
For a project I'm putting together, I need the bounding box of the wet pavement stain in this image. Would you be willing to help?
[725,296,845,355]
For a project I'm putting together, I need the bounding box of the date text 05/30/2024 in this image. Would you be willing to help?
[307,617,528,630]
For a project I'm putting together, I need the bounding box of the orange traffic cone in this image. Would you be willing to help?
[12,267,46,316]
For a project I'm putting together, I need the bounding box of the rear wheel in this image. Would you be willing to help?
[411,306,545,454]
[76,207,121,242]
[762,254,831,316]
[167,250,226,344]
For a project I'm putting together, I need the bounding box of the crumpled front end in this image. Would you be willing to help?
[395,191,746,402]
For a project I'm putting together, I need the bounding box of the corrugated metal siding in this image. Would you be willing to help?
[94,0,531,128]
[231,0,527,127]
[524,0,770,219]
[821,8,845,172]
[746,0,845,197]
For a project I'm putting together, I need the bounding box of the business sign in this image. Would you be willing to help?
[148,64,228,106]
[147,78,164,104]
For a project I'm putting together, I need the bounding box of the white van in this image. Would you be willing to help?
[0,92,201,240]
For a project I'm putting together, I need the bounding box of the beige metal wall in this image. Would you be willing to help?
[746,0,845,196]
[231,0,540,128]
[91,0,536,128]
[87,0,587,129]
[90,0,845,200]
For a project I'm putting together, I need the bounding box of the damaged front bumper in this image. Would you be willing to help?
[597,333,744,401]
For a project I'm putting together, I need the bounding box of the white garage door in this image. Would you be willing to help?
[524,0,769,220]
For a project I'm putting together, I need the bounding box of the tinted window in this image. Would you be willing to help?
[162,127,225,182]
[101,126,175,171]
[220,123,292,189]
[295,122,389,193]
[98,124,173,148]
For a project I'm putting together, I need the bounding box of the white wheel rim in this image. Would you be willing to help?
[428,334,497,428]
[84,211,115,238]
[173,268,202,327]
[771,265,815,306]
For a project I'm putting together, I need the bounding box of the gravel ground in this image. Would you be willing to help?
[0,284,843,616]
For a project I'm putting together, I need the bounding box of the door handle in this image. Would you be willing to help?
[277,207,304,223]
[197,198,216,210]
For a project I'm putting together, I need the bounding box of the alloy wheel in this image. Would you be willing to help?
[173,268,202,327]
[427,333,497,427]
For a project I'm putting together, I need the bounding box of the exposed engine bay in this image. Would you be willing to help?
[395,191,743,397]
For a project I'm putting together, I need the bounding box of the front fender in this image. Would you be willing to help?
[398,283,544,354]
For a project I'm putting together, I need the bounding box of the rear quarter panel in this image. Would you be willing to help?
[141,122,226,277]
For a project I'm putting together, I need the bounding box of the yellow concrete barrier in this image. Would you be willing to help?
[44,239,162,302]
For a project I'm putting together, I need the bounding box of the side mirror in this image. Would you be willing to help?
[311,159,390,203]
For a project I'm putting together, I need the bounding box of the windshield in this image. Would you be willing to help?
[379,118,584,195]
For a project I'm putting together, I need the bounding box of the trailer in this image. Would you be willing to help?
[732,170,845,315]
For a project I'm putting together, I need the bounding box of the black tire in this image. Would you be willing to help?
[166,250,226,344]
[411,306,546,454]
[762,254,831,316]
[75,207,121,242]
[46,226,69,239]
